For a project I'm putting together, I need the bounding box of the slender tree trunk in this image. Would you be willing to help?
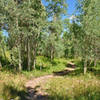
[94,58,97,67]
[94,47,97,67]
[32,48,36,69]
[84,59,87,75]
[2,45,6,60]
[49,14,56,61]
[27,37,31,71]
[18,44,22,71]
[50,48,53,61]
[0,61,2,70]
[32,55,36,69]
[16,17,22,71]
[50,45,54,61]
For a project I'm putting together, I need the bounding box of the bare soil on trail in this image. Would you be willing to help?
[25,67,75,100]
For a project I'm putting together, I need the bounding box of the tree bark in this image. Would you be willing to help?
[32,48,36,69]
[27,36,31,71]
[50,45,54,61]
[50,48,53,61]
[16,17,22,71]
[18,44,22,71]
[0,61,2,70]
[94,47,97,67]
[94,58,97,67]
[84,59,87,75]
[2,45,6,60]
[33,57,36,69]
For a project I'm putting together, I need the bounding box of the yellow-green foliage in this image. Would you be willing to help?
[45,75,100,100]
[0,71,27,100]
[23,56,68,78]
[5,51,11,61]
[36,56,52,68]
[0,49,11,62]
[36,56,67,68]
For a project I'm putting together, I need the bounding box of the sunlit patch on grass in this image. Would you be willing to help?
[44,76,100,100]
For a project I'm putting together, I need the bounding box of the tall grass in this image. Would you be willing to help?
[0,71,27,100]
[45,75,100,100]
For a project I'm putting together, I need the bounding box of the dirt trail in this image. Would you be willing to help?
[25,75,53,89]
[25,68,75,100]
[25,75,54,100]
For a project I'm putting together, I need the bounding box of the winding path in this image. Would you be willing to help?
[25,68,75,100]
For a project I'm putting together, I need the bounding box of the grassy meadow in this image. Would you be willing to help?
[0,56,100,100]
[45,74,100,100]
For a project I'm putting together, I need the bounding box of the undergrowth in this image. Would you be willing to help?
[22,56,68,78]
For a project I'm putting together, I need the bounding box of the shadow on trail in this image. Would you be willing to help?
[53,67,82,76]
[53,69,75,76]
[53,67,100,77]
[26,86,48,100]
[2,84,48,100]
